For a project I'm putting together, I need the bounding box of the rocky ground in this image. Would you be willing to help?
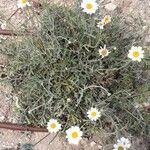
[0,0,150,149]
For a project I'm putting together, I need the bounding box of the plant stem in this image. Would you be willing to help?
[33,133,50,147]
[48,132,59,145]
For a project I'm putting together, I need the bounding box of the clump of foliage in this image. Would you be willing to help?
[1,4,150,140]
[20,143,33,150]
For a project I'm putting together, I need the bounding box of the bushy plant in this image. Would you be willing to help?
[1,3,150,142]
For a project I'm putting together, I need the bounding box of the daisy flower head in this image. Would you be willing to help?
[102,15,111,25]
[47,119,61,133]
[99,45,110,58]
[81,0,98,15]
[113,137,131,150]
[17,0,31,9]
[97,21,104,30]
[66,126,83,145]
[117,137,131,149]
[128,46,144,62]
[113,142,127,150]
[87,107,101,121]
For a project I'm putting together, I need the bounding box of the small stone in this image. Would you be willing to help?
[1,22,7,30]
[90,141,96,147]
[142,26,147,31]
[134,103,142,109]
[143,102,149,107]
[18,9,22,14]
[0,115,5,121]
[0,35,7,40]
[98,145,103,149]
[105,3,117,11]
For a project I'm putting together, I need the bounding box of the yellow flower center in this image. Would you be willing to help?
[104,17,109,22]
[21,0,27,4]
[100,49,108,56]
[91,111,97,117]
[118,146,124,150]
[50,123,56,129]
[71,131,78,139]
[86,3,93,10]
[102,16,111,24]
[132,51,140,58]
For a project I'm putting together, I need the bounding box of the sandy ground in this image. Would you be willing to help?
[0,0,150,150]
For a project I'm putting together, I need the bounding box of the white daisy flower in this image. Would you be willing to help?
[99,45,110,58]
[102,15,111,25]
[113,142,127,150]
[97,21,104,30]
[87,107,101,121]
[17,0,31,9]
[66,126,83,145]
[47,119,61,133]
[128,46,144,62]
[81,0,98,15]
[117,137,131,148]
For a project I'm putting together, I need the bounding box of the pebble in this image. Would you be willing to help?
[0,116,5,121]
[1,21,7,30]
[142,26,147,31]
[105,3,117,11]
[90,141,96,147]
[98,144,103,149]
[143,102,150,107]
[134,103,142,109]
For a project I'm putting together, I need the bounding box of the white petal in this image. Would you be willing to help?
[113,144,118,148]
[137,46,142,51]
[120,137,126,142]
[1,22,7,30]
[137,58,142,62]
[141,50,144,54]
[125,143,131,148]
[131,46,136,51]
[81,2,85,9]
[68,138,80,145]
[127,53,131,58]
